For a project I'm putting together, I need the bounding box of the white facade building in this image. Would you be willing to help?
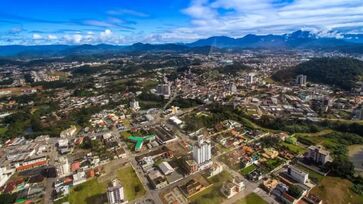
[58,157,70,177]
[247,73,256,84]
[0,166,15,187]
[192,138,212,165]
[156,83,171,98]
[130,100,140,111]
[107,179,127,204]
[287,166,308,184]
[296,74,307,86]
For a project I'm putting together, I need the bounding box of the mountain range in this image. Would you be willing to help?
[1,30,363,58]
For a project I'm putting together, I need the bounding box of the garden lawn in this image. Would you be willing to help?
[234,193,267,204]
[241,165,257,176]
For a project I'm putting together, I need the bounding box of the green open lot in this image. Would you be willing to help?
[260,158,285,174]
[281,142,306,154]
[190,171,232,204]
[116,166,146,200]
[234,193,267,204]
[240,165,257,176]
[311,176,363,204]
[140,79,158,90]
[55,165,145,204]
[68,179,106,204]
[0,127,7,136]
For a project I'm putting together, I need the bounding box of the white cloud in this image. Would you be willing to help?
[47,34,57,40]
[32,33,42,40]
[4,0,363,45]
[64,34,83,44]
[173,0,363,41]
[100,29,112,39]
[107,9,148,17]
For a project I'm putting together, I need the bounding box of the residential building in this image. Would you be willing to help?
[247,73,255,84]
[0,166,15,187]
[107,179,127,204]
[158,161,174,175]
[181,179,204,197]
[57,157,70,177]
[221,176,245,198]
[182,159,198,174]
[147,169,168,189]
[130,100,140,111]
[192,138,211,165]
[287,166,308,184]
[60,125,77,138]
[296,74,307,86]
[156,83,171,98]
[229,83,237,93]
[305,145,332,165]
[207,162,223,178]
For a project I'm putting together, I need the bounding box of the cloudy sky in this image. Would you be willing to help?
[1,0,363,45]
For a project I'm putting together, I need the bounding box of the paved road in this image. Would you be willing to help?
[43,138,59,204]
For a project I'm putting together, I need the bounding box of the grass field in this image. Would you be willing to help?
[68,179,106,204]
[0,127,7,136]
[294,129,340,149]
[55,165,145,204]
[234,193,267,204]
[140,79,158,90]
[282,142,306,154]
[190,171,232,204]
[311,176,363,204]
[293,129,333,138]
[116,166,146,201]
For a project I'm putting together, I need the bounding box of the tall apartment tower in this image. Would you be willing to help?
[192,137,212,164]
[247,73,255,84]
[107,179,127,204]
[296,74,307,86]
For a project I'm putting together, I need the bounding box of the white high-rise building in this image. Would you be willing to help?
[107,179,127,204]
[130,100,140,111]
[156,83,171,98]
[193,137,212,165]
[229,83,237,94]
[247,73,255,84]
[296,74,307,86]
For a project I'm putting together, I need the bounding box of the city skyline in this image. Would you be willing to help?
[1,0,363,45]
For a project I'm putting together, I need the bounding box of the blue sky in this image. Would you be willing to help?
[1,0,363,45]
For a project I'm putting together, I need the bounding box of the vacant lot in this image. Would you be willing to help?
[281,142,306,154]
[56,165,145,204]
[68,179,106,204]
[348,145,363,177]
[234,193,267,204]
[310,176,363,204]
[116,165,146,201]
[190,171,232,204]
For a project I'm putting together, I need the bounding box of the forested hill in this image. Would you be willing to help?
[272,57,363,90]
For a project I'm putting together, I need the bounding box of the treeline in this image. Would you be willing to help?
[255,115,363,137]
[272,57,363,90]
[218,62,251,74]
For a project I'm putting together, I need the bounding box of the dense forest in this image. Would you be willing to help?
[272,57,363,90]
